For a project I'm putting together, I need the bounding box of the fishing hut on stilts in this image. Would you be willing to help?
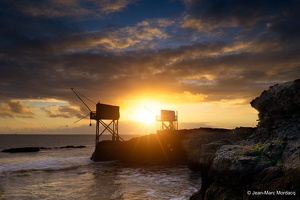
[156,110,178,131]
[71,88,123,147]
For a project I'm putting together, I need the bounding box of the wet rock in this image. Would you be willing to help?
[184,128,254,199]
[212,144,277,187]
[91,131,189,165]
[184,128,251,172]
[2,147,40,153]
[90,140,121,161]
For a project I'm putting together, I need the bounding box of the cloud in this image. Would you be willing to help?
[17,0,88,18]
[156,91,208,104]
[182,0,292,29]
[1,37,299,107]
[41,105,83,118]
[99,0,136,14]
[0,0,300,112]
[7,0,136,18]
[93,19,172,50]
[0,100,34,118]
[180,0,300,60]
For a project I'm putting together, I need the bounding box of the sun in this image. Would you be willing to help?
[135,107,156,124]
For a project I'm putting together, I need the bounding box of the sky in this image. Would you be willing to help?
[1,0,300,135]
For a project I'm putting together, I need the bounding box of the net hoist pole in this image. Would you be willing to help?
[144,106,156,116]
[71,88,92,112]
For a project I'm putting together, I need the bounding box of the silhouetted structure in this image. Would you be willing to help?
[71,88,123,147]
[91,102,121,145]
[156,110,178,130]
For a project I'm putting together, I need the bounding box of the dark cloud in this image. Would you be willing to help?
[0,0,300,119]
[183,0,300,51]
[183,0,295,27]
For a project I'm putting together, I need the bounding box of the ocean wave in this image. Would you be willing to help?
[0,156,92,175]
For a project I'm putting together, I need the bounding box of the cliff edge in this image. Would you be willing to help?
[189,79,300,200]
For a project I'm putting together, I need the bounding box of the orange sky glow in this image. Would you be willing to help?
[1,0,299,135]
[0,94,258,135]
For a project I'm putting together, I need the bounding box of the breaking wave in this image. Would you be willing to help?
[0,155,91,175]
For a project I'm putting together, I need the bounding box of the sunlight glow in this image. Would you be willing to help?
[135,107,156,124]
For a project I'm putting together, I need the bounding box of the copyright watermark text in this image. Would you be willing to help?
[247,190,296,196]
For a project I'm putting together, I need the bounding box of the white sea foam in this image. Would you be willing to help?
[0,155,91,174]
[0,135,201,199]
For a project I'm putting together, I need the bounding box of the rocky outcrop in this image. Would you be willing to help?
[1,147,40,153]
[91,130,190,165]
[189,80,300,200]
[90,128,251,166]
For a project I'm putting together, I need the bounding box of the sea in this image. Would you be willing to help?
[0,134,201,200]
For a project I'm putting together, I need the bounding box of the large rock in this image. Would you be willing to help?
[91,130,189,165]
[186,127,255,198]
[90,128,247,167]
[251,79,300,122]
[189,80,300,200]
